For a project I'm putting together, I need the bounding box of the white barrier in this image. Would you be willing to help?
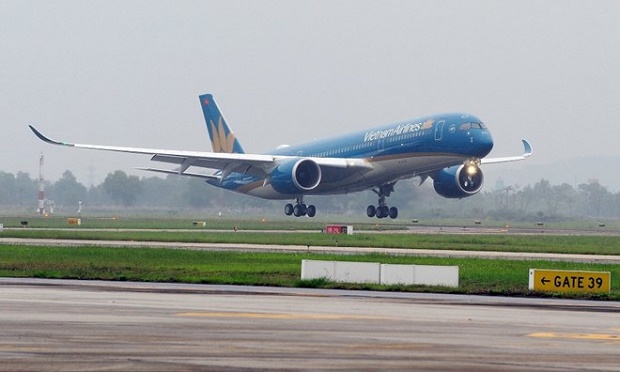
[410,265,459,287]
[301,260,336,281]
[301,260,380,284]
[380,264,415,285]
[302,260,459,287]
[334,261,381,284]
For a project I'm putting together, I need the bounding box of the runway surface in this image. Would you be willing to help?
[1,278,619,371]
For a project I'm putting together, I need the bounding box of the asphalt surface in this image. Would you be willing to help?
[1,278,619,371]
[1,226,619,370]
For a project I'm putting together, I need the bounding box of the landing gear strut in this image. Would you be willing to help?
[285,196,316,218]
[367,183,398,219]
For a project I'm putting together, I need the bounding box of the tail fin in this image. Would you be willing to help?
[199,94,245,154]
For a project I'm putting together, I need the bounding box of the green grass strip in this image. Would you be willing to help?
[3,229,620,255]
[0,245,618,300]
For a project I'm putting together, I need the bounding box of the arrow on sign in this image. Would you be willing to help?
[540,277,550,285]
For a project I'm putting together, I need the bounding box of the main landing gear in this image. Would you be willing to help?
[284,196,316,218]
[366,183,398,219]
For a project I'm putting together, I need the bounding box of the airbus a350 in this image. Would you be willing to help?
[30,93,532,219]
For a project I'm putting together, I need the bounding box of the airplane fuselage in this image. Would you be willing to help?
[212,113,493,199]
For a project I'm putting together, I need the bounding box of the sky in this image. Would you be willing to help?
[2,1,620,190]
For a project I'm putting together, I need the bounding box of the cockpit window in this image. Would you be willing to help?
[460,122,486,130]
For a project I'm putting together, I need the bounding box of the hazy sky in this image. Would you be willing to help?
[3,1,620,189]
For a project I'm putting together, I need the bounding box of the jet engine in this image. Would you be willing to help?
[271,159,322,194]
[432,164,484,198]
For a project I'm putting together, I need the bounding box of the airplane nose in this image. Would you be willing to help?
[474,132,494,158]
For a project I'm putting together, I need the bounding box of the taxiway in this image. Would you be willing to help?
[1,278,619,371]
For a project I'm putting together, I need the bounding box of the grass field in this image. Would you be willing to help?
[2,228,620,255]
[2,215,619,231]
[0,245,617,300]
[0,216,395,230]
[1,216,618,300]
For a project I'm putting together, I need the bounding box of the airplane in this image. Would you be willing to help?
[29,93,532,219]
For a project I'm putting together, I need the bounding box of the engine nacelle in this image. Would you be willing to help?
[432,164,484,198]
[271,159,322,194]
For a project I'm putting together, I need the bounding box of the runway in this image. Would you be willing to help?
[1,278,619,371]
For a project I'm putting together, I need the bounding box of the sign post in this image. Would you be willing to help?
[325,225,353,235]
[529,269,611,294]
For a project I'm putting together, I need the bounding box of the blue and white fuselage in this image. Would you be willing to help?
[29,93,531,219]
[215,113,493,199]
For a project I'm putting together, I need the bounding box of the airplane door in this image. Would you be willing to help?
[377,137,385,152]
[434,120,445,141]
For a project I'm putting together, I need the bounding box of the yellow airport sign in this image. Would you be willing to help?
[529,269,611,293]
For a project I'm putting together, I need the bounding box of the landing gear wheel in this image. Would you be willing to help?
[367,182,399,219]
[376,205,389,219]
[284,203,294,216]
[286,197,316,217]
[389,207,398,219]
[366,205,376,218]
[307,205,316,218]
[293,204,306,217]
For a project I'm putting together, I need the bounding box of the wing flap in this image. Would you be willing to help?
[136,167,220,180]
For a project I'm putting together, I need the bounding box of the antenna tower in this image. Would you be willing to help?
[37,153,45,215]
[36,152,54,216]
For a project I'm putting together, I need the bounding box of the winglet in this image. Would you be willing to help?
[521,139,533,158]
[29,125,74,147]
[480,138,533,165]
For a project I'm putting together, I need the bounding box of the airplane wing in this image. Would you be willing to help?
[481,139,532,164]
[29,125,372,180]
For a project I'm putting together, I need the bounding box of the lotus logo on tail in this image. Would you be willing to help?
[210,116,237,153]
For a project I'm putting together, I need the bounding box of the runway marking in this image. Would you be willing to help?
[528,332,620,343]
[177,311,387,320]
[0,346,48,352]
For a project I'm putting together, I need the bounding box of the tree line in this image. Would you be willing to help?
[1,169,619,220]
